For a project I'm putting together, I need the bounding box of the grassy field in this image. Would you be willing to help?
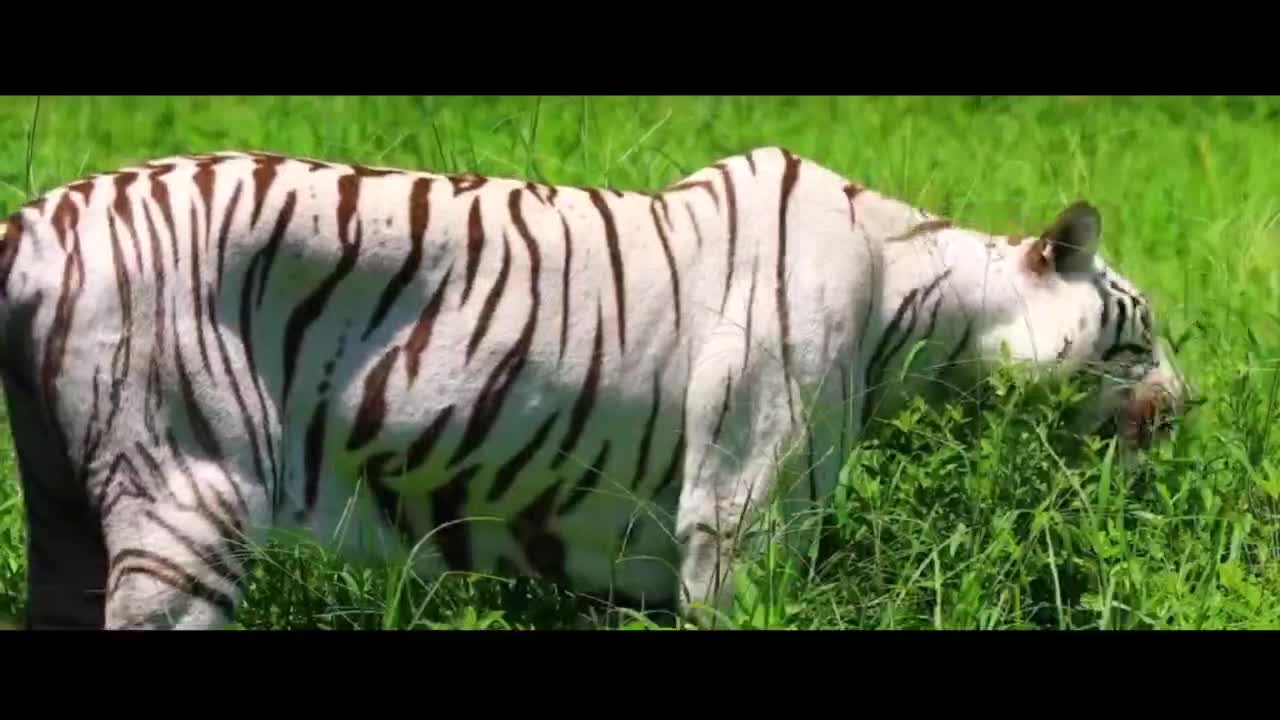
[1,95,1278,630]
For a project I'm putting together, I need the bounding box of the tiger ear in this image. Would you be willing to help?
[1028,201,1102,276]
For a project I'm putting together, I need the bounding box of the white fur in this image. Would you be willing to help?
[0,147,1189,629]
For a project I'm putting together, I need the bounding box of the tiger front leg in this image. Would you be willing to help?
[98,454,263,630]
[673,359,797,628]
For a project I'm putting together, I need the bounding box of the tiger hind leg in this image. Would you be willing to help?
[3,374,109,629]
[99,454,258,630]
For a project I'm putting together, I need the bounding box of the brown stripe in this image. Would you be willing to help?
[744,255,760,371]
[214,180,244,293]
[189,204,213,375]
[147,164,180,271]
[461,196,484,306]
[50,191,77,249]
[684,201,704,249]
[649,199,682,334]
[843,183,862,227]
[22,197,46,215]
[431,464,479,571]
[174,336,222,462]
[363,177,431,342]
[67,178,95,206]
[141,203,167,360]
[630,373,662,490]
[886,218,953,243]
[405,264,453,381]
[250,155,285,228]
[111,173,144,275]
[466,233,510,362]
[558,214,573,366]
[303,399,329,511]
[281,182,364,403]
[106,215,134,417]
[0,213,24,297]
[877,271,952,380]
[655,194,673,229]
[745,151,757,175]
[863,287,920,418]
[77,368,105,484]
[776,150,802,423]
[710,373,733,446]
[347,346,401,451]
[586,189,627,351]
[254,190,295,308]
[446,190,543,469]
[41,204,84,454]
[143,355,162,447]
[486,411,560,502]
[193,158,216,253]
[237,192,295,509]
[667,179,721,212]
[207,287,269,491]
[551,301,604,470]
[715,163,738,315]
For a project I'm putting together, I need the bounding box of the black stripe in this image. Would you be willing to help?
[432,464,479,571]
[558,214,573,365]
[777,150,802,423]
[461,196,484,306]
[303,399,328,512]
[744,255,760,371]
[715,163,738,316]
[404,405,455,472]
[558,441,611,516]
[586,189,627,352]
[215,180,244,293]
[405,264,453,381]
[144,507,245,593]
[487,412,560,502]
[1113,293,1129,349]
[109,548,236,620]
[207,287,269,489]
[630,373,662,490]
[552,301,604,470]
[509,482,567,583]
[237,191,294,514]
[650,199,682,334]
[362,452,416,545]
[1102,342,1151,362]
[189,204,213,375]
[348,347,401,452]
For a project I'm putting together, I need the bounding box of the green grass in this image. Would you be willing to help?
[1,95,1278,630]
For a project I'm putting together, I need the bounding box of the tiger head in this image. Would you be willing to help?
[965,201,1195,451]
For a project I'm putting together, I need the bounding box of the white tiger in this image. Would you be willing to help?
[0,146,1191,629]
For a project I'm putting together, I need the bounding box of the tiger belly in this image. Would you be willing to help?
[291,348,692,603]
